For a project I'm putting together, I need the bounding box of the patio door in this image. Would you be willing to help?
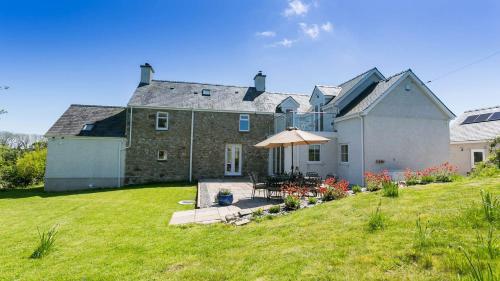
[225,144,242,176]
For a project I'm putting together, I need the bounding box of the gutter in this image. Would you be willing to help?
[118,106,134,187]
[359,114,365,186]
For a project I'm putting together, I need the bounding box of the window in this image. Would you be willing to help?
[340,144,349,163]
[239,114,250,132]
[82,123,94,131]
[202,89,211,96]
[471,149,485,167]
[308,144,321,162]
[156,112,168,130]
[157,150,167,161]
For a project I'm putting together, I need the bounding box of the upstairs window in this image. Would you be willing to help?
[202,89,211,96]
[156,112,169,130]
[340,144,349,163]
[308,144,321,162]
[239,114,250,132]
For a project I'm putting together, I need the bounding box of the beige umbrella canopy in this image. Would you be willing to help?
[255,128,330,172]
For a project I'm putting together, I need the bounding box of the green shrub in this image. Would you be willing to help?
[406,179,420,186]
[420,175,435,184]
[268,205,281,214]
[480,190,499,223]
[352,185,362,193]
[308,197,318,204]
[252,208,264,217]
[368,201,385,231]
[471,162,500,178]
[30,225,58,259]
[382,182,399,198]
[284,195,301,210]
[15,148,47,186]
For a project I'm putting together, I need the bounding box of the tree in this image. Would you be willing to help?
[0,85,8,115]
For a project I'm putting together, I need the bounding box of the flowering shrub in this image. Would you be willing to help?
[282,183,309,198]
[404,162,458,185]
[364,170,391,191]
[319,178,349,201]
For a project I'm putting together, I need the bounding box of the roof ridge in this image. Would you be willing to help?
[383,69,411,81]
[70,104,125,109]
[150,79,309,97]
[464,105,500,113]
[337,67,378,87]
[316,84,341,88]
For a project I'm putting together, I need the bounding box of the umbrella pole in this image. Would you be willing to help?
[291,143,294,174]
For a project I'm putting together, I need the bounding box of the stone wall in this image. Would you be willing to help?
[125,108,273,184]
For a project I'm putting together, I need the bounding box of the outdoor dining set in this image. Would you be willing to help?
[249,171,335,200]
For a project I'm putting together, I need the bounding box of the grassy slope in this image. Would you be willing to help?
[0,178,498,281]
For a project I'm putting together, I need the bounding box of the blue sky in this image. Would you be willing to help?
[1,0,499,134]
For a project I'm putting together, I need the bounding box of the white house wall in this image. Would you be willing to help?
[363,77,450,174]
[295,135,338,179]
[335,118,363,185]
[450,142,490,175]
[45,137,126,191]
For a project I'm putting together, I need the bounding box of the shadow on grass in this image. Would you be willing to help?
[0,181,197,200]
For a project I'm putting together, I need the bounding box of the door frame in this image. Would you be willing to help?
[225,144,242,176]
[470,149,486,168]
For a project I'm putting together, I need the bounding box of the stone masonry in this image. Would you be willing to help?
[125,107,273,185]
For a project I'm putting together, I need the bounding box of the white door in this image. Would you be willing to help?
[225,144,242,176]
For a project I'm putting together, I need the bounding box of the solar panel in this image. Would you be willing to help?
[474,113,493,123]
[488,111,500,121]
[462,115,479,124]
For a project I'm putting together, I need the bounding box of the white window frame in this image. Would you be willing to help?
[239,114,250,132]
[340,144,349,164]
[470,149,486,168]
[308,144,321,163]
[157,150,168,161]
[82,123,94,131]
[156,112,169,131]
[202,89,211,96]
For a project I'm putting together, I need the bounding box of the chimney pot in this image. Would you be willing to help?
[140,63,155,85]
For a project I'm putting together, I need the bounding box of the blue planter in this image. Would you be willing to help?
[218,194,233,206]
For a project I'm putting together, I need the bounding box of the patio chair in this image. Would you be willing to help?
[305,172,320,178]
[249,172,267,199]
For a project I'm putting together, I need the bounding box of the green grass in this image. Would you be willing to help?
[0,178,499,280]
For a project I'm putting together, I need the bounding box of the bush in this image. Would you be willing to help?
[252,208,264,217]
[284,195,300,210]
[382,181,399,198]
[352,185,362,194]
[319,178,349,201]
[420,175,435,184]
[30,225,58,259]
[368,201,385,231]
[471,162,500,178]
[404,162,459,185]
[364,170,391,191]
[269,205,281,214]
[308,197,318,205]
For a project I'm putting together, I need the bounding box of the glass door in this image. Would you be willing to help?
[225,144,242,176]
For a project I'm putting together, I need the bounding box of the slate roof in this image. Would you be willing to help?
[315,85,341,104]
[450,106,500,142]
[128,80,311,113]
[327,67,384,106]
[46,105,126,137]
[338,70,408,117]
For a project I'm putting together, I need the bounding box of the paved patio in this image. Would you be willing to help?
[170,179,280,225]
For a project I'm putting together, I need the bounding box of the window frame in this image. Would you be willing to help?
[201,89,211,96]
[157,150,168,161]
[470,149,485,168]
[340,144,349,164]
[156,112,169,131]
[82,123,94,131]
[308,144,321,163]
[239,114,250,132]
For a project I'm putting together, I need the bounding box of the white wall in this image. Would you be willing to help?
[363,76,451,174]
[335,118,363,185]
[450,142,490,175]
[45,137,126,191]
[294,134,338,179]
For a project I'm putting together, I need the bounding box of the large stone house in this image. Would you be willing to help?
[45,64,455,191]
[449,106,500,174]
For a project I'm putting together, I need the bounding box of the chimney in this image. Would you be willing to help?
[254,71,266,92]
[140,63,155,85]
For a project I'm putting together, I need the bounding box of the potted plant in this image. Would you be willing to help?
[217,189,233,206]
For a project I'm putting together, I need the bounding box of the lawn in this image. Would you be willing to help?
[0,178,498,280]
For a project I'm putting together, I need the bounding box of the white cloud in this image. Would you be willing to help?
[283,0,309,17]
[255,31,276,37]
[299,23,320,39]
[321,22,333,32]
[270,38,296,48]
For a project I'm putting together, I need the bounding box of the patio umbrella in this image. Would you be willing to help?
[255,128,330,172]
